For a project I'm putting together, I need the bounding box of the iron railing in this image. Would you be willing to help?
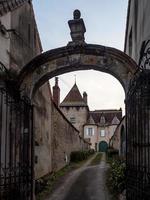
[126,70,150,200]
[0,81,33,200]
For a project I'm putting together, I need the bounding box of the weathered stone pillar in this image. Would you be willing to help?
[53,77,60,106]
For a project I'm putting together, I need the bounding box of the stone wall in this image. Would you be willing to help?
[34,83,52,179]
[34,88,90,178]
[110,117,125,156]
[52,103,90,172]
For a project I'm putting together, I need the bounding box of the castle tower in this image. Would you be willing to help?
[60,83,89,136]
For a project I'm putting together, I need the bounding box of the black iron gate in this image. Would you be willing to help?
[0,80,33,199]
[126,70,150,199]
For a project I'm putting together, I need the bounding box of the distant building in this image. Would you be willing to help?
[59,83,89,137]
[84,109,122,151]
[53,78,122,151]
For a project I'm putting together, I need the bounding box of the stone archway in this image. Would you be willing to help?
[17,9,138,100]
[18,43,138,99]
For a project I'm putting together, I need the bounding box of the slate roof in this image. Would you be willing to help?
[90,109,122,125]
[0,0,31,16]
[86,114,96,125]
[60,83,87,107]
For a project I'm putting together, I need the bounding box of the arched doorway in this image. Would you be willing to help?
[99,141,108,152]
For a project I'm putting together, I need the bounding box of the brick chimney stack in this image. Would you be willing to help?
[53,77,60,106]
[83,91,87,105]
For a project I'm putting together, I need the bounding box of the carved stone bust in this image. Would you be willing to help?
[68,9,86,46]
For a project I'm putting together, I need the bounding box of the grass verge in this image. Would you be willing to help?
[89,153,102,166]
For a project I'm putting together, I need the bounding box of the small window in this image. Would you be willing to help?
[70,117,76,124]
[100,130,105,137]
[87,128,94,136]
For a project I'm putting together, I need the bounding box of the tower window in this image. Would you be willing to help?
[70,117,76,124]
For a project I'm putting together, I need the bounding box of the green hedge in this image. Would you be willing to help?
[107,148,119,158]
[107,159,126,193]
[70,149,95,162]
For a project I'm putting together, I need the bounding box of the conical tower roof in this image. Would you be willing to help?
[60,83,87,107]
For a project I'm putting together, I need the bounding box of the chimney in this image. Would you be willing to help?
[53,77,60,106]
[83,91,87,104]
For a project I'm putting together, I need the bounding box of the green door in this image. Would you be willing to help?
[99,141,108,152]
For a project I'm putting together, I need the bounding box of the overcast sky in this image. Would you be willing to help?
[32,0,128,114]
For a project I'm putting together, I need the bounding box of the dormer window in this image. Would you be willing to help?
[100,115,105,125]
[111,116,120,125]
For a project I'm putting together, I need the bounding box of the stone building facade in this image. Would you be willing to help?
[51,101,89,172]
[53,79,122,151]
[0,0,42,70]
[124,0,150,67]
[84,110,122,151]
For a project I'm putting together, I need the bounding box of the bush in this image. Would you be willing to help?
[107,148,119,159]
[70,149,95,162]
[108,159,126,193]
[88,149,95,154]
